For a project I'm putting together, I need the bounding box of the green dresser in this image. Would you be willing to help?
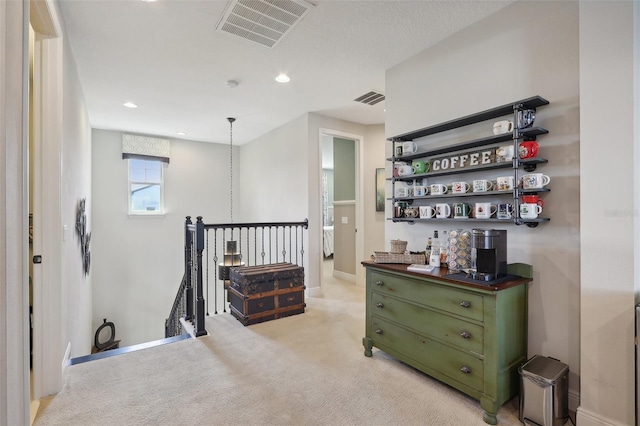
[362,262,531,425]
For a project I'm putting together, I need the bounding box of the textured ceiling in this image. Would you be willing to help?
[58,0,513,145]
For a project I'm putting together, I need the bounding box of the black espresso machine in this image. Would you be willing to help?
[470,229,507,281]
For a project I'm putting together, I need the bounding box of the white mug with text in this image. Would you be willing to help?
[451,181,470,194]
[473,179,494,193]
[496,176,515,191]
[475,202,497,219]
[520,203,543,219]
[493,120,514,135]
[435,203,451,219]
[521,173,551,189]
[402,141,418,154]
[419,205,436,219]
[430,184,448,196]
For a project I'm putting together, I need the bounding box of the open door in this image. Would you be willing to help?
[30,0,64,402]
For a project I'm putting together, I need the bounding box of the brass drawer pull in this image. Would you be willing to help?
[460,366,472,374]
[375,329,383,335]
[459,301,471,308]
[376,302,384,308]
[460,331,471,339]
[375,280,384,287]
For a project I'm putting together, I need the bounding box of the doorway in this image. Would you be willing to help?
[29,0,65,412]
[319,129,364,288]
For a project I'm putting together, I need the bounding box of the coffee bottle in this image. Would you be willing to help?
[429,231,440,267]
[439,230,449,265]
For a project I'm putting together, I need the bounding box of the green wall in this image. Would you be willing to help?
[333,137,355,201]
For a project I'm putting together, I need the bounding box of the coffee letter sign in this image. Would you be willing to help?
[430,148,497,172]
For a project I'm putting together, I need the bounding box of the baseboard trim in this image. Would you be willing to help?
[576,405,629,426]
[568,388,580,413]
[68,334,190,365]
[333,270,356,283]
[62,342,71,370]
[180,317,195,338]
[308,286,323,297]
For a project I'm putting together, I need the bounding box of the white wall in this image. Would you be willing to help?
[60,23,93,357]
[238,114,309,224]
[386,0,581,407]
[362,124,386,268]
[92,129,237,346]
[239,114,386,293]
[1,1,30,423]
[578,2,637,425]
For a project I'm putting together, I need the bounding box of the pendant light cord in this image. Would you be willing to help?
[227,117,235,224]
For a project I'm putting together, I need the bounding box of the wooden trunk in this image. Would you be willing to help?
[229,263,305,326]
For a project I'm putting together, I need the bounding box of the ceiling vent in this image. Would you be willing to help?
[216,0,314,49]
[354,91,385,106]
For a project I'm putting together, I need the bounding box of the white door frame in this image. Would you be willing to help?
[1,1,30,423]
[30,0,64,400]
[318,128,365,288]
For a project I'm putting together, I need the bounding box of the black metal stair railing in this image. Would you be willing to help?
[164,272,188,338]
[166,216,309,338]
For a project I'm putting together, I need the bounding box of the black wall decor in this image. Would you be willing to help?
[75,198,91,275]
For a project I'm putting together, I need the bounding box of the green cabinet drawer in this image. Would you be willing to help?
[370,271,484,322]
[371,292,484,355]
[371,316,484,392]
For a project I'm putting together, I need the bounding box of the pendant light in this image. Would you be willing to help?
[219,117,243,293]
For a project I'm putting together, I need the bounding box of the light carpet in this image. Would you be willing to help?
[34,269,522,426]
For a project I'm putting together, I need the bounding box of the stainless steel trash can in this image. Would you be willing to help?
[519,355,569,426]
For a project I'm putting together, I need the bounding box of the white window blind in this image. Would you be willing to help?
[122,134,170,163]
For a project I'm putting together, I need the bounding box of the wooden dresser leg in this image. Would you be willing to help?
[481,397,498,425]
[482,410,497,425]
[362,337,373,357]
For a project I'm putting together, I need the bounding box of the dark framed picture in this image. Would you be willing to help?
[375,168,385,211]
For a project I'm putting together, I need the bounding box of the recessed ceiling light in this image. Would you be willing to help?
[123,102,138,108]
[176,132,186,136]
[275,74,290,83]
[141,0,157,2]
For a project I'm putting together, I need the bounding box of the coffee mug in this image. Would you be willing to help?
[394,202,408,218]
[419,205,436,219]
[397,165,415,176]
[406,187,415,197]
[496,176,515,191]
[402,141,418,154]
[404,207,419,218]
[412,160,430,174]
[475,202,497,219]
[453,203,472,219]
[435,203,451,219]
[522,194,544,207]
[451,181,471,194]
[521,173,551,189]
[520,203,543,219]
[517,109,536,129]
[473,179,494,193]
[518,141,539,159]
[430,184,448,196]
[395,186,408,198]
[493,120,514,135]
[414,186,427,197]
[393,162,407,177]
[496,145,514,162]
[497,203,514,219]
[394,145,403,157]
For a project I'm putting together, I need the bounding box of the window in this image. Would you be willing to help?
[128,158,164,214]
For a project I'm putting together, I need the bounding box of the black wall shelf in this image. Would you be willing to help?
[388,96,549,142]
